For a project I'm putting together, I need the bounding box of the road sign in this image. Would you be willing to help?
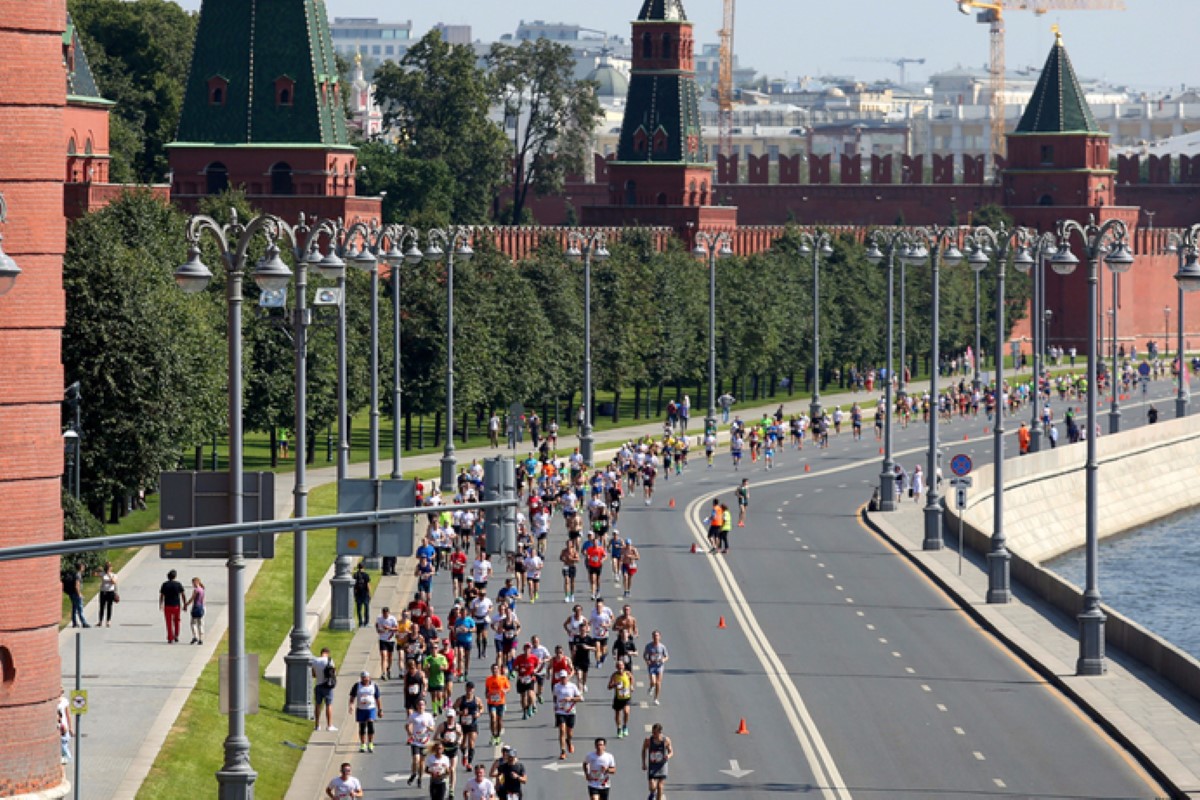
[949,476,973,510]
[949,454,973,478]
[70,689,88,715]
[1138,362,1150,377]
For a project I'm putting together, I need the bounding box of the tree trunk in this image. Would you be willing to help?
[633,385,642,420]
[752,374,760,400]
[434,411,442,448]
[418,416,425,449]
[788,372,795,396]
[404,410,412,451]
[655,384,664,417]
[307,430,317,465]
[194,445,203,472]
[612,390,621,423]
[108,495,120,525]
[462,411,469,443]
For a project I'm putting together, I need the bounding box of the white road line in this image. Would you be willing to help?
[954,727,966,736]
[845,598,855,604]
[878,638,888,644]
[644,723,654,733]
[855,611,865,617]
[818,563,826,568]
[973,751,986,761]
[891,652,902,658]
[687,493,852,800]
[835,585,843,591]
[993,779,1007,788]
[866,624,875,631]
[921,685,932,692]
[936,704,947,712]
[904,667,915,674]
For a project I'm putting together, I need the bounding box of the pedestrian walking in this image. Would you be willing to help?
[159,569,185,643]
[910,465,924,503]
[62,561,89,628]
[57,688,73,764]
[184,576,206,645]
[353,564,371,627]
[311,646,339,732]
[97,561,118,627]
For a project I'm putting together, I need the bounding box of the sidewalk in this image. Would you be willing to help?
[864,503,1200,800]
[60,387,855,799]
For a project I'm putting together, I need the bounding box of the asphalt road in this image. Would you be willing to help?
[344,378,1179,799]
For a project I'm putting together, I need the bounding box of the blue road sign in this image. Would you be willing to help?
[949,453,973,478]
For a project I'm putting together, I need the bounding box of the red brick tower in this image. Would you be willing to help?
[168,0,379,223]
[1002,31,1138,350]
[0,1,71,796]
[583,0,736,238]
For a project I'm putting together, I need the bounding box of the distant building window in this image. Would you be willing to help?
[205,162,229,195]
[633,128,649,154]
[372,45,381,55]
[662,33,673,60]
[84,138,93,155]
[270,162,294,195]
[1040,145,1054,166]
[67,137,77,155]
[208,76,228,106]
[386,45,394,55]
[275,76,296,107]
[643,32,653,59]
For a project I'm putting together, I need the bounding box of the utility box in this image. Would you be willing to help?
[483,457,517,556]
[159,471,276,559]
[336,478,416,558]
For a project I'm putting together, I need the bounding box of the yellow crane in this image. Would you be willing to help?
[718,0,735,160]
[954,0,1125,161]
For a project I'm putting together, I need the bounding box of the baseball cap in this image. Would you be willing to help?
[446,708,457,717]
[360,670,370,678]
[556,670,569,679]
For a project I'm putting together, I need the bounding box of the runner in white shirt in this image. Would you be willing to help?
[553,675,583,759]
[470,595,494,660]
[529,635,552,705]
[582,738,617,800]
[325,763,363,799]
[424,741,452,796]
[375,608,399,679]
[405,698,436,788]
[589,600,615,667]
[471,555,493,591]
[463,764,497,800]
[523,550,544,602]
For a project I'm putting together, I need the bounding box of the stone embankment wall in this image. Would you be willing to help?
[950,412,1200,702]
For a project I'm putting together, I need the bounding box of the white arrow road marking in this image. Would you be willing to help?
[720,759,755,779]
[543,761,581,772]
[383,774,405,783]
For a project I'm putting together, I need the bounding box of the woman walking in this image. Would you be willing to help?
[98,561,118,627]
[184,577,206,645]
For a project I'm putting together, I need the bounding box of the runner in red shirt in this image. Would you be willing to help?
[512,642,541,720]
[550,645,574,689]
[450,545,469,598]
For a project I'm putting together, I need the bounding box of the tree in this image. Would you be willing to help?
[487,39,603,224]
[64,190,225,520]
[69,0,197,182]
[372,31,508,224]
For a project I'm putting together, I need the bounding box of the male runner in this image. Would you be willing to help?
[553,673,583,760]
[607,660,633,738]
[583,738,616,800]
[736,479,749,527]
[642,630,669,705]
[375,607,399,680]
[484,663,511,746]
[641,723,674,800]
[406,697,436,787]
[560,540,580,604]
[454,682,482,771]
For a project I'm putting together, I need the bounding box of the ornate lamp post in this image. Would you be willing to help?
[1165,225,1200,418]
[175,209,297,798]
[965,224,1032,604]
[865,230,914,512]
[1053,216,1135,677]
[905,227,964,550]
[375,226,424,479]
[566,231,610,467]
[1109,271,1122,434]
[424,227,474,493]
[798,231,834,420]
[1021,232,1057,453]
[692,231,733,437]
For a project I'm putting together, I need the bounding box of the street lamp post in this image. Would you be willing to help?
[866,230,913,512]
[907,227,964,550]
[326,233,355,632]
[175,209,298,798]
[1109,271,1122,434]
[1164,306,1171,359]
[374,227,423,480]
[566,231,611,467]
[691,231,733,437]
[425,227,474,493]
[973,268,982,391]
[799,231,834,420]
[967,224,1032,604]
[1025,233,1055,453]
[0,192,22,297]
[1053,216,1135,677]
[1166,225,1200,418]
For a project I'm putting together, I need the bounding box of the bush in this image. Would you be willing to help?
[62,491,106,576]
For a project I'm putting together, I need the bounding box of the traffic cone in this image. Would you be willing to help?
[690,542,698,554]
[963,434,969,441]
[984,426,989,434]
[879,447,884,455]
[669,497,676,509]
[804,463,811,473]
[736,718,749,735]
[718,616,726,629]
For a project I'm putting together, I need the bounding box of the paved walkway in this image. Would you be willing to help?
[59,388,856,798]
[864,503,1200,799]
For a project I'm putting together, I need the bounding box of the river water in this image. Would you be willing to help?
[1047,507,1200,661]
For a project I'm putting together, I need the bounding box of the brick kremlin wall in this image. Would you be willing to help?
[0,1,70,796]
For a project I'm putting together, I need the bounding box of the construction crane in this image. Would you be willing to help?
[955,0,1125,162]
[846,57,927,85]
[717,0,735,161]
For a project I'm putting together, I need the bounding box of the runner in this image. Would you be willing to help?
[607,660,634,738]
[424,740,453,800]
[706,499,724,554]
[589,599,614,667]
[463,764,497,800]
[454,682,483,771]
[735,478,749,527]
[529,634,552,705]
[619,539,640,598]
[512,642,540,720]
[453,608,476,679]
[490,746,527,800]
[424,644,450,715]
[560,540,580,604]
[642,630,669,705]
[326,763,363,799]
[450,544,469,598]
[703,430,717,469]
[553,672,583,759]
[348,671,381,753]
[730,432,743,470]
[375,606,399,680]
[470,593,494,661]
[435,709,464,792]
[608,535,624,588]
[642,723,674,800]
[584,534,606,601]
[472,552,493,593]
[484,663,511,747]
[582,738,616,800]
[522,547,543,603]
[403,658,428,715]
[406,697,436,788]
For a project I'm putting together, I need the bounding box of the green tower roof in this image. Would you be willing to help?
[1015,31,1100,135]
[65,14,110,104]
[176,0,349,146]
[637,0,688,21]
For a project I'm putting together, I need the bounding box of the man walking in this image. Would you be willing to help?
[63,561,89,628]
[159,569,185,643]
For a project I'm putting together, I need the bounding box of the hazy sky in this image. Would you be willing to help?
[174,1,1194,92]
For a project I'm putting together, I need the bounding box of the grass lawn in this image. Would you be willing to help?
[136,481,355,800]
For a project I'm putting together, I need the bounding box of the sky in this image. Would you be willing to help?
[173,0,1196,93]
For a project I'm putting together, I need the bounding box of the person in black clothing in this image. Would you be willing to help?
[353,565,371,628]
[490,747,527,800]
[159,569,186,643]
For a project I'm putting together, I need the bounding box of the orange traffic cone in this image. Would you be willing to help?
[736,718,749,735]
[984,426,989,434]
[718,616,727,629]
[963,434,969,441]
[690,542,698,554]
[879,447,884,455]
[669,497,676,509]
[804,463,811,473]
